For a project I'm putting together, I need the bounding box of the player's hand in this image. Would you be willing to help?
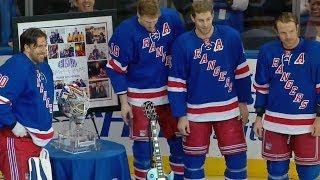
[253,116,263,138]
[11,122,27,137]
[121,102,133,126]
[178,116,190,136]
[311,117,320,137]
[238,103,249,125]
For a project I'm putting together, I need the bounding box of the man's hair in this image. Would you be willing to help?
[20,28,47,51]
[191,0,213,18]
[137,0,160,17]
[274,12,299,31]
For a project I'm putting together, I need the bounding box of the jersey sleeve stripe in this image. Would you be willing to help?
[167,87,187,92]
[235,64,250,75]
[167,77,187,92]
[106,59,127,73]
[168,81,186,88]
[116,90,128,95]
[26,127,54,147]
[235,71,251,79]
[236,61,249,69]
[0,95,11,105]
[253,82,269,94]
[168,77,186,84]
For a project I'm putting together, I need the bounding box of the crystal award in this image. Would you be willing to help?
[52,84,99,154]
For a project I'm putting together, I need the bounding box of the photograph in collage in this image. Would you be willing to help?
[75,42,86,57]
[85,26,107,44]
[89,80,110,99]
[48,28,65,44]
[88,60,108,80]
[67,27,85,43]
[86,44,108,60]
[59,43,75,58]
[48,44,59,59]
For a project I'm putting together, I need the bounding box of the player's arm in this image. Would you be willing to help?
[105,25,133,124]
[106,25,132,95]
[232,32,252,124]
[253,47,270,137]
[167,38,188,118]
[233,32,252,104]
[0,59,27,129]
[168,38,189,135]
[119,93,133,126]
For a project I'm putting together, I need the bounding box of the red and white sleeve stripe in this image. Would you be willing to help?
[235,62,250,79]
[253,81,269,94]
[26,127,54,147]
[167,76,186,92]
[106,59,128,73]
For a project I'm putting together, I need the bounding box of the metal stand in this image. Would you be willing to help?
[88,112,101,139]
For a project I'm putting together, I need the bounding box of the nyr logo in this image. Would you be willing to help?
[194,38,224,59]
[150,30,161,42]
[58,58,77,68]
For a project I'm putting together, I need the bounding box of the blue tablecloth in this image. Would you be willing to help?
[46,140,131,180]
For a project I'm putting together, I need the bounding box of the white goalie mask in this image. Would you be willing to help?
[58,84,89,119]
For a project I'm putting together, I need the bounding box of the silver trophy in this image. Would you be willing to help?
[52,84,99,154]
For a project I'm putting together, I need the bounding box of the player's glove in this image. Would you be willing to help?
[11,122,27,137]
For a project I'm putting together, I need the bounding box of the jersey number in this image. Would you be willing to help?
[0,75,9,88]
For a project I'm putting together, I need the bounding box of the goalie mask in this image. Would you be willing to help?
[58,84,89,119]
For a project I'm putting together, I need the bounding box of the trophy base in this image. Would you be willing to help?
[51,127,100,154]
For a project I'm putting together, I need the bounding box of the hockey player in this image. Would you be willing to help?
[167,0,252,179]
[0,28,54,180]
[105,0,185,179]
[253,12,320,180]
[171,0,249,32]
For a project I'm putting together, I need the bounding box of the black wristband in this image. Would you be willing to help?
[255,107,265,117]
[316,105,320,117]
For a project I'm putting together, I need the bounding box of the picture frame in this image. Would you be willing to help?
[12,10,120,115]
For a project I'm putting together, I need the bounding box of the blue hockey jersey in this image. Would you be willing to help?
[168,25,252,122]
[0,53,54,146]
[254,39,320,135]
[106,8,184,106]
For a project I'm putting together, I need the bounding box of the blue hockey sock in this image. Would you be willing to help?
[184,155,206,179]
[167,137,184,180]
[296,164,320,180]
[267,160,289,180]
[132,141,152,172]
[224,152,247,179]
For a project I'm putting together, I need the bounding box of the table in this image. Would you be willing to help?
[46,140,131,180]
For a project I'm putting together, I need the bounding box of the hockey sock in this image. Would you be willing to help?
[184,154,206,179]
[224,152,247,179]
[132,140,152,179]
[267,160,289,180]
[296,164,320,180]
[167,137,184,180]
